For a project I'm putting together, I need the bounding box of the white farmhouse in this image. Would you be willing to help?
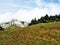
[0,19,29,28]
[0,22,10,28]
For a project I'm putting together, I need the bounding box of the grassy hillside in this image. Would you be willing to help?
[0,22,60,45]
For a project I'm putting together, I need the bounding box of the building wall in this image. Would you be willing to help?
[0,20,29,28]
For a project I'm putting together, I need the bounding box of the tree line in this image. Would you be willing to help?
[29,14,60,25]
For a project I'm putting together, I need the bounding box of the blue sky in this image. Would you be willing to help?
[0,0,60,23]
[0,0,36,13]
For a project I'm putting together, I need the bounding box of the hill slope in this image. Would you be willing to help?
[0,22,60,45]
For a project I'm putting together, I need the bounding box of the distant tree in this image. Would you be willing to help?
[55,15,59,21]
[30,18,38,25]
[29,14,60,25]
[31,19,35,25]
[40,17,47,23]
[38,18,41,23]
[44,14,49,20]
[49,16,56,22]
[56,14,60,21]
[58,14,60,19]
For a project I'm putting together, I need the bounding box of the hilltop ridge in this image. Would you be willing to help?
[0,22,60,45]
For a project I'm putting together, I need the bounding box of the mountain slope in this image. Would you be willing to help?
[0,22,60,45]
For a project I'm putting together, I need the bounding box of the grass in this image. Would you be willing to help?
[0,22,60,45]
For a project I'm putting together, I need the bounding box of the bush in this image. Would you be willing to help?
[0,26,4,30]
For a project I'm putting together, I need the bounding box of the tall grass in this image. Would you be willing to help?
[0,22,60,45]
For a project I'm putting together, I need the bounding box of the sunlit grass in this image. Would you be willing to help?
[0,22,60,45]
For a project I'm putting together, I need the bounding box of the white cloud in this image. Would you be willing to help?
[35,0,60,15]
[0,12,14,23]
[0,0,60,23]
[0,4,60,23]
[46,3,60,15]
[0,7,49,23]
